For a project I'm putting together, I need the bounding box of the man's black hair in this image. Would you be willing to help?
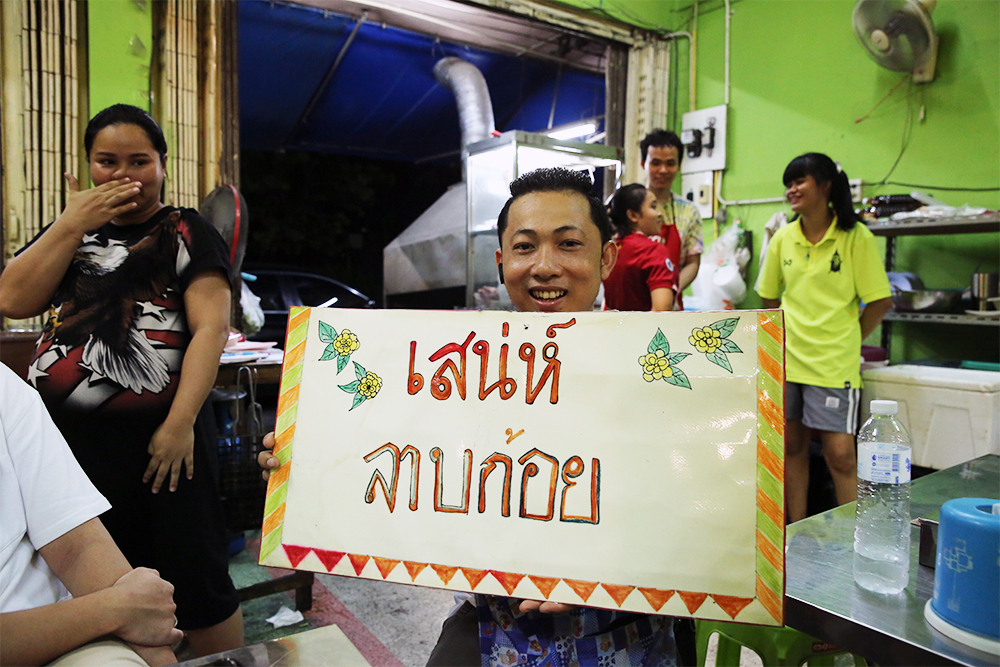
[640,129,684,165]
[84,104,168,160]
[496,168,612,245]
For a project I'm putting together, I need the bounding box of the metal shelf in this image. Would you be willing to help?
[878,213,1000,354]
[869,213,1000,237]
[884,311,1000,327]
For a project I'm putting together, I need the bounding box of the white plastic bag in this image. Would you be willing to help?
[689,220,749,311]
[240,281,265,335]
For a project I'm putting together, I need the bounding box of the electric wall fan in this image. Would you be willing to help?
[853,0,938,83]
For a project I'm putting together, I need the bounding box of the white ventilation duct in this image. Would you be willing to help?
[384,58,496,300]
[432,56,496,147]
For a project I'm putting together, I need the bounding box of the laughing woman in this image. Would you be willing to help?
[0,104,244,655]
[756,153,892,523]
[603,183,680,312]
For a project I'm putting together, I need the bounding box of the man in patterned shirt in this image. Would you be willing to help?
[261,168,677,667]
[640,130,704,308]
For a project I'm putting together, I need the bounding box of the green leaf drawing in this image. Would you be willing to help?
[354,361,367,381]
[350,393,366,411]
[720,338,743,354]
[648,329,670,355]
[711,317,740,338]
[665,367,692,389]
[667,352,690,365]
[338,380,360,393]
[336,355,349,374]
[319,344,337,362]
[318,321,337,344]
[707,350,733,373]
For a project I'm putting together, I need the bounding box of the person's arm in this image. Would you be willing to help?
[650,288,674,312]
[677,253,700,293]
[853,230,894,343]
[757,231,784,309]
[0,519,181,667]
[859,296,892,340]
[0,175,142,318]
[143,271,231,493]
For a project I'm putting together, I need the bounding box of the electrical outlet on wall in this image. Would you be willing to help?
[849,178,862,203]
[681,172,714,219]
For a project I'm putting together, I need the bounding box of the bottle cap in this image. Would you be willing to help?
[870,399,898,415]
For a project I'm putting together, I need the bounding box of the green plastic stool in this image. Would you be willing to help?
[695,619,869,667]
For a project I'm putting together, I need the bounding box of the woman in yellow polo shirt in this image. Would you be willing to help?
[757,153,892,522]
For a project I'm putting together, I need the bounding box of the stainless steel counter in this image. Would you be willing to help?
[784,454,999,666]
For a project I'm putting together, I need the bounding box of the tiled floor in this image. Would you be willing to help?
[229,531,452,666]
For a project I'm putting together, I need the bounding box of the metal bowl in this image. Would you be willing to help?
[891,289,964,313]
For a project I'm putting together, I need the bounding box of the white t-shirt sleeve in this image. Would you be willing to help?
[0,365,110,611]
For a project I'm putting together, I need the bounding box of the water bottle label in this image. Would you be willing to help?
[857,442,911,484]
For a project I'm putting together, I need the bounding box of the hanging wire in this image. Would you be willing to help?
[854,73,911,124]
[873,77,916,185]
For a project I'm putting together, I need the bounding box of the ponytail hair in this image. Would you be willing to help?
[782,153,858,231]
[608,183,649,238]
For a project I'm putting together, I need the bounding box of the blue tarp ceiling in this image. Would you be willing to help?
[239,0,606,163]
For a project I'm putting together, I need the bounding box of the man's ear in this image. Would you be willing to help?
[600,240,618,281]
[495,248,504,284]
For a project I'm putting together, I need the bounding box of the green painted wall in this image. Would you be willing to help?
[88,0,153,116]
[553,0,681,30]
[559,0,1000,363]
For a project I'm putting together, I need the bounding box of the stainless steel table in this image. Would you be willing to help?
[785,454,999,666]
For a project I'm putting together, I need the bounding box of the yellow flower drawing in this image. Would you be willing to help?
[689,326,723,354]
[333,329,360,356]
[638,349,674,382]
[357,370,382,399]
[339,361,382,410]
[642,328,692,388]
[687,317,743,373]
[318,321,360,373]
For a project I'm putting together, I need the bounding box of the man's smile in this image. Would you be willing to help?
[530,288,567,301]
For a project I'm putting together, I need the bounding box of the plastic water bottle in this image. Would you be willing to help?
[853,399,912,594]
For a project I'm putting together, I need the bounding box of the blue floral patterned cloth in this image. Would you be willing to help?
[476,595,676,667]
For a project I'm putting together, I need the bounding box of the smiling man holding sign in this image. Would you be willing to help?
[259,168,786,667]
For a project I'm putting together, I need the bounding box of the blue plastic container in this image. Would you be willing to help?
[931,498,1000,639]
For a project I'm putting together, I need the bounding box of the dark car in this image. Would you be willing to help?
[242,266,377,345]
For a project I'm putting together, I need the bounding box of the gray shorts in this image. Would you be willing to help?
[786,382,861,435]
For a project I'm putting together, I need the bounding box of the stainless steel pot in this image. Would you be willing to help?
[891,289,964,313]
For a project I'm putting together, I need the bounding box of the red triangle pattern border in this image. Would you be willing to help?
[277,544,761,618]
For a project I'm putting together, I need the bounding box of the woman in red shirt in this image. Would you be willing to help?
[603,184,681,311]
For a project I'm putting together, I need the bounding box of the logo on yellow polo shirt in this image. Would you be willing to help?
[830,251,842,273]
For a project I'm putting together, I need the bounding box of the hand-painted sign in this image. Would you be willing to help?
[261,308,786,625]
